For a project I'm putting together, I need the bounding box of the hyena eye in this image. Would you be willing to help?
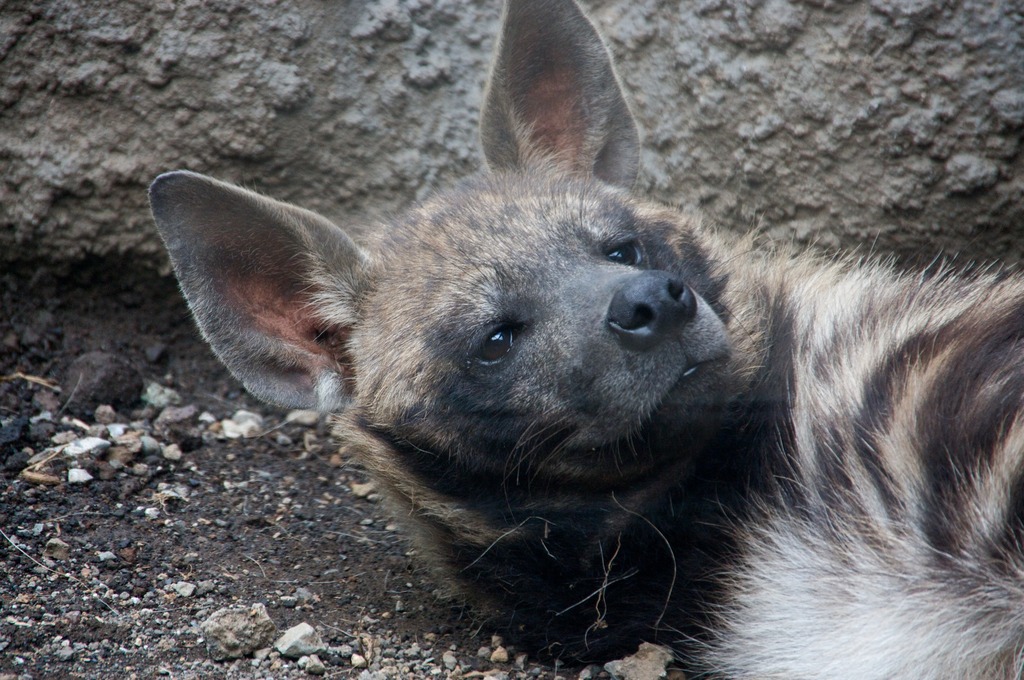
[605,241,643,266]
[478,324,517,364]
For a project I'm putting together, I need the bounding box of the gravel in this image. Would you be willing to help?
[0,263,685,678]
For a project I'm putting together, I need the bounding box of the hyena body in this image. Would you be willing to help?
[150,0,1024,677]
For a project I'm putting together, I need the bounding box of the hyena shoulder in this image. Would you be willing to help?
[149,0,1024,676]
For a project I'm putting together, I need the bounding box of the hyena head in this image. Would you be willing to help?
[150,0,736,490]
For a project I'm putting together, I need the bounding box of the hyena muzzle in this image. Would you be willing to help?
[149,0,1024,677]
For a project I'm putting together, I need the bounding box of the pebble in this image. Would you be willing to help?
[156,404,198,425]
[105,423,128,438]
[142,382,182,409]
[67,468,94,484]
[170,581,196,597]
[603,642,673,680]
[294,586,316,604]
[274,622,326,659]
[222,410,264,438]
[442,651,458,670]
[200,603,278,661]
[62,351,143,413]
[490,646,510,664]
[64,437,111,458]
[161,443,183,461]
[43,537,70,560]
[139,435,162,456]
[94,405,117,424]
[350,653,368,668]
[350,481,376,498]
[304,653,326,675]
[96,551,117,562]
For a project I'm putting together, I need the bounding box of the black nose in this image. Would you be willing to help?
[607,271,697,350]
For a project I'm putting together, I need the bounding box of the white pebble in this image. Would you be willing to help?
[65,437,111,458]
[67,468,94,484]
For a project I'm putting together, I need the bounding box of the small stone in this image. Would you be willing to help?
[143,507,160,520]
[478,646,492,659]
[196,580,216,596]
[142,382,182,408]
[67,468,94,484]
[350,481,376,498]
[222,410,264,439]
[274,622,326,659]
[62,351,143,414]
[350,653,367,668]
[43,537,70,560]
[294,586,316,605]
[200,603,278,661]
[105,423,128,438]
[286,409,320,426]
[156,404,198,426]
[96,551,117,562]
[280,595,298,608]
[232,409,264,427]
[54,646,74,662]
[170,581,196,597]
[161,443,182,461]
[94,405,117,424]
[305,653,326,675]
[139,436,161,456]
[65,437,111,458]
[603,642,673,680]
[490,646,510,664]
[442,651,458,670]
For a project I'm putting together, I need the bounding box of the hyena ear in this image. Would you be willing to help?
[480,0,640,188]
[149,171,368,412]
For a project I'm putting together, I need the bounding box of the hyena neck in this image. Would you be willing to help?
[333,383,770,660]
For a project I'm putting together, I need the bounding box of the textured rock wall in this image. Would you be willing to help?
[2,0,1022,269]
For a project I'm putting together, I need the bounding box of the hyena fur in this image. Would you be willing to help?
[149,0,1024,677]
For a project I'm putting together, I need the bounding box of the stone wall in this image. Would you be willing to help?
[2,0,1021,269]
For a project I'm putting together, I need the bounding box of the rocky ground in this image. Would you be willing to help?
[0,263,681,679]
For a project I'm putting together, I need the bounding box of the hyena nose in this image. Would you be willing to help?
[607,271,697,351]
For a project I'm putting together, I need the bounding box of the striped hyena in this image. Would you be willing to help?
[149,0,1024,676]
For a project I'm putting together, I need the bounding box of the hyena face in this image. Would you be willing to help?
[353,174,731,477]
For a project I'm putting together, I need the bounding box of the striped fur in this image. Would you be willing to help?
[148,0,1024,676]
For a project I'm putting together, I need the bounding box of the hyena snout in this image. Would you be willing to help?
[606,271,697,351]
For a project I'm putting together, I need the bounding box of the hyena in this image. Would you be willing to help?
[149,0,1024,677]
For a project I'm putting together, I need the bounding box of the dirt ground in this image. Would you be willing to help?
[0,262,636,679]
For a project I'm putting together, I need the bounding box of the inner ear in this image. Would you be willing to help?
[150,170,369,411]
[480,0,640,187]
